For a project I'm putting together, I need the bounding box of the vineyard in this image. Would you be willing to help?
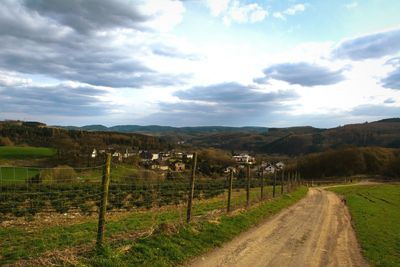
[0,155,302,265]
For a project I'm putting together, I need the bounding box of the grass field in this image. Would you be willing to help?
[0,146,55,160]
[0,185,301,265]
[329,184,400,267]
[0,166,39,184]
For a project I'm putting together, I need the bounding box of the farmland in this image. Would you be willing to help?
[329,184,400,267]
[0,146,55,160]
[0,181,303,265]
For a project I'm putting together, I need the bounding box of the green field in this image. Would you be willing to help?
[0,146,55,160]
[329,184,400,267]
[0,185,300,265]
[0,166,39,184]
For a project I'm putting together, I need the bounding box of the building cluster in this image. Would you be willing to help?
[91,148,193,172]
[229,153,286,175]
[260,161,285,174]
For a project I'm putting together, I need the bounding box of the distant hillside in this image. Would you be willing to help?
[57,118,400,155]
[61,124,269,135]
[7,118,400,156]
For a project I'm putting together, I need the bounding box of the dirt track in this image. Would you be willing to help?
[188,188,368,267]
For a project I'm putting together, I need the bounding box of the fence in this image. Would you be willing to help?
[0,153,303,265]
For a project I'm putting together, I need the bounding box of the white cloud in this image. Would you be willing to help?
[205,0,268,25]
[273,12,286,20]
[0,71,32,87]
[285,4,306,15]
[206,0,231,16]
[345,2,358,9]
[139,0,185,32]
[273,3,306,20]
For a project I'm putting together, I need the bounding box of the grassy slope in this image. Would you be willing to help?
[88,187,308,267]
[329,184,400,267]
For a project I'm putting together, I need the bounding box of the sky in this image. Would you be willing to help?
[0,0,399,128]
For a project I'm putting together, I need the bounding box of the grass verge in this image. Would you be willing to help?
[329,184,400,267]
[87,187,308,267]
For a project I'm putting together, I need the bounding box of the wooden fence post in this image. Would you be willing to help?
[96,153,111,250]
[260,168,264,200]
[246,164,250,208]
[273,170,277,197]
[227,168,233,213]
[281,169,284,195]
[186,152,197,223]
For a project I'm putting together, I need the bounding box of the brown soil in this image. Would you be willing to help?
[188,188,369,267]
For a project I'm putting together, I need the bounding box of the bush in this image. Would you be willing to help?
[40,165,77,183]
[0,136,14,146]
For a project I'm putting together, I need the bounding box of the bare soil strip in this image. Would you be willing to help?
[188,188,368,267]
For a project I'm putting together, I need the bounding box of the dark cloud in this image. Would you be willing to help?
[381,68,400,90]
[23,0,148,33]
[0,0,189,88]
[0,84,110,116]
[174,82,298,103]
[332,28,400,60]
[139,82,298,126]
[381,57,400,90]
[384,98,396,104]
[254,62,346,86]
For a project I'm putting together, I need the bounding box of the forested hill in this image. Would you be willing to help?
[58,119,400,155]
[2,118,400,156]
[0,121,170,151]
[61,125,269,135]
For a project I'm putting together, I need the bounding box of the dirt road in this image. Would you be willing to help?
[188,188,368,267]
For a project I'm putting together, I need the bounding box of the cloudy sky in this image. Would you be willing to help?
[0,0,399,127]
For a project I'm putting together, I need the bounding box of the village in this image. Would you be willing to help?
[90,148,285,175]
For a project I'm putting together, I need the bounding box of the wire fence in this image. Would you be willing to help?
[0,154,303,265]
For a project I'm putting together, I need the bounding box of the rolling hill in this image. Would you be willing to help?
[56,118,400,155]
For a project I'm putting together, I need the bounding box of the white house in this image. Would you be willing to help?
[264,165,276,174]
[276,161,285,169]
[91,149,97,158]
[233,154,255,164]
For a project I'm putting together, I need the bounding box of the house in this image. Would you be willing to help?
[124,148,136,158]
[224,166,237,174]
[174,162,185,172]
[159,152,170,161]
[151,153,159,160]
[173,152,183,159]
[159,165,169,171]
[233,154,255,165]
[150,164,160,170]
[91,149,97,158]
[185,153,194,160]
[276,161,285,169]
[264,164,276,174]
[112,151,123,162]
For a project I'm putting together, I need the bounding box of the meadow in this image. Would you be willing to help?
[0,146,55,159]
[329,184,400,267]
